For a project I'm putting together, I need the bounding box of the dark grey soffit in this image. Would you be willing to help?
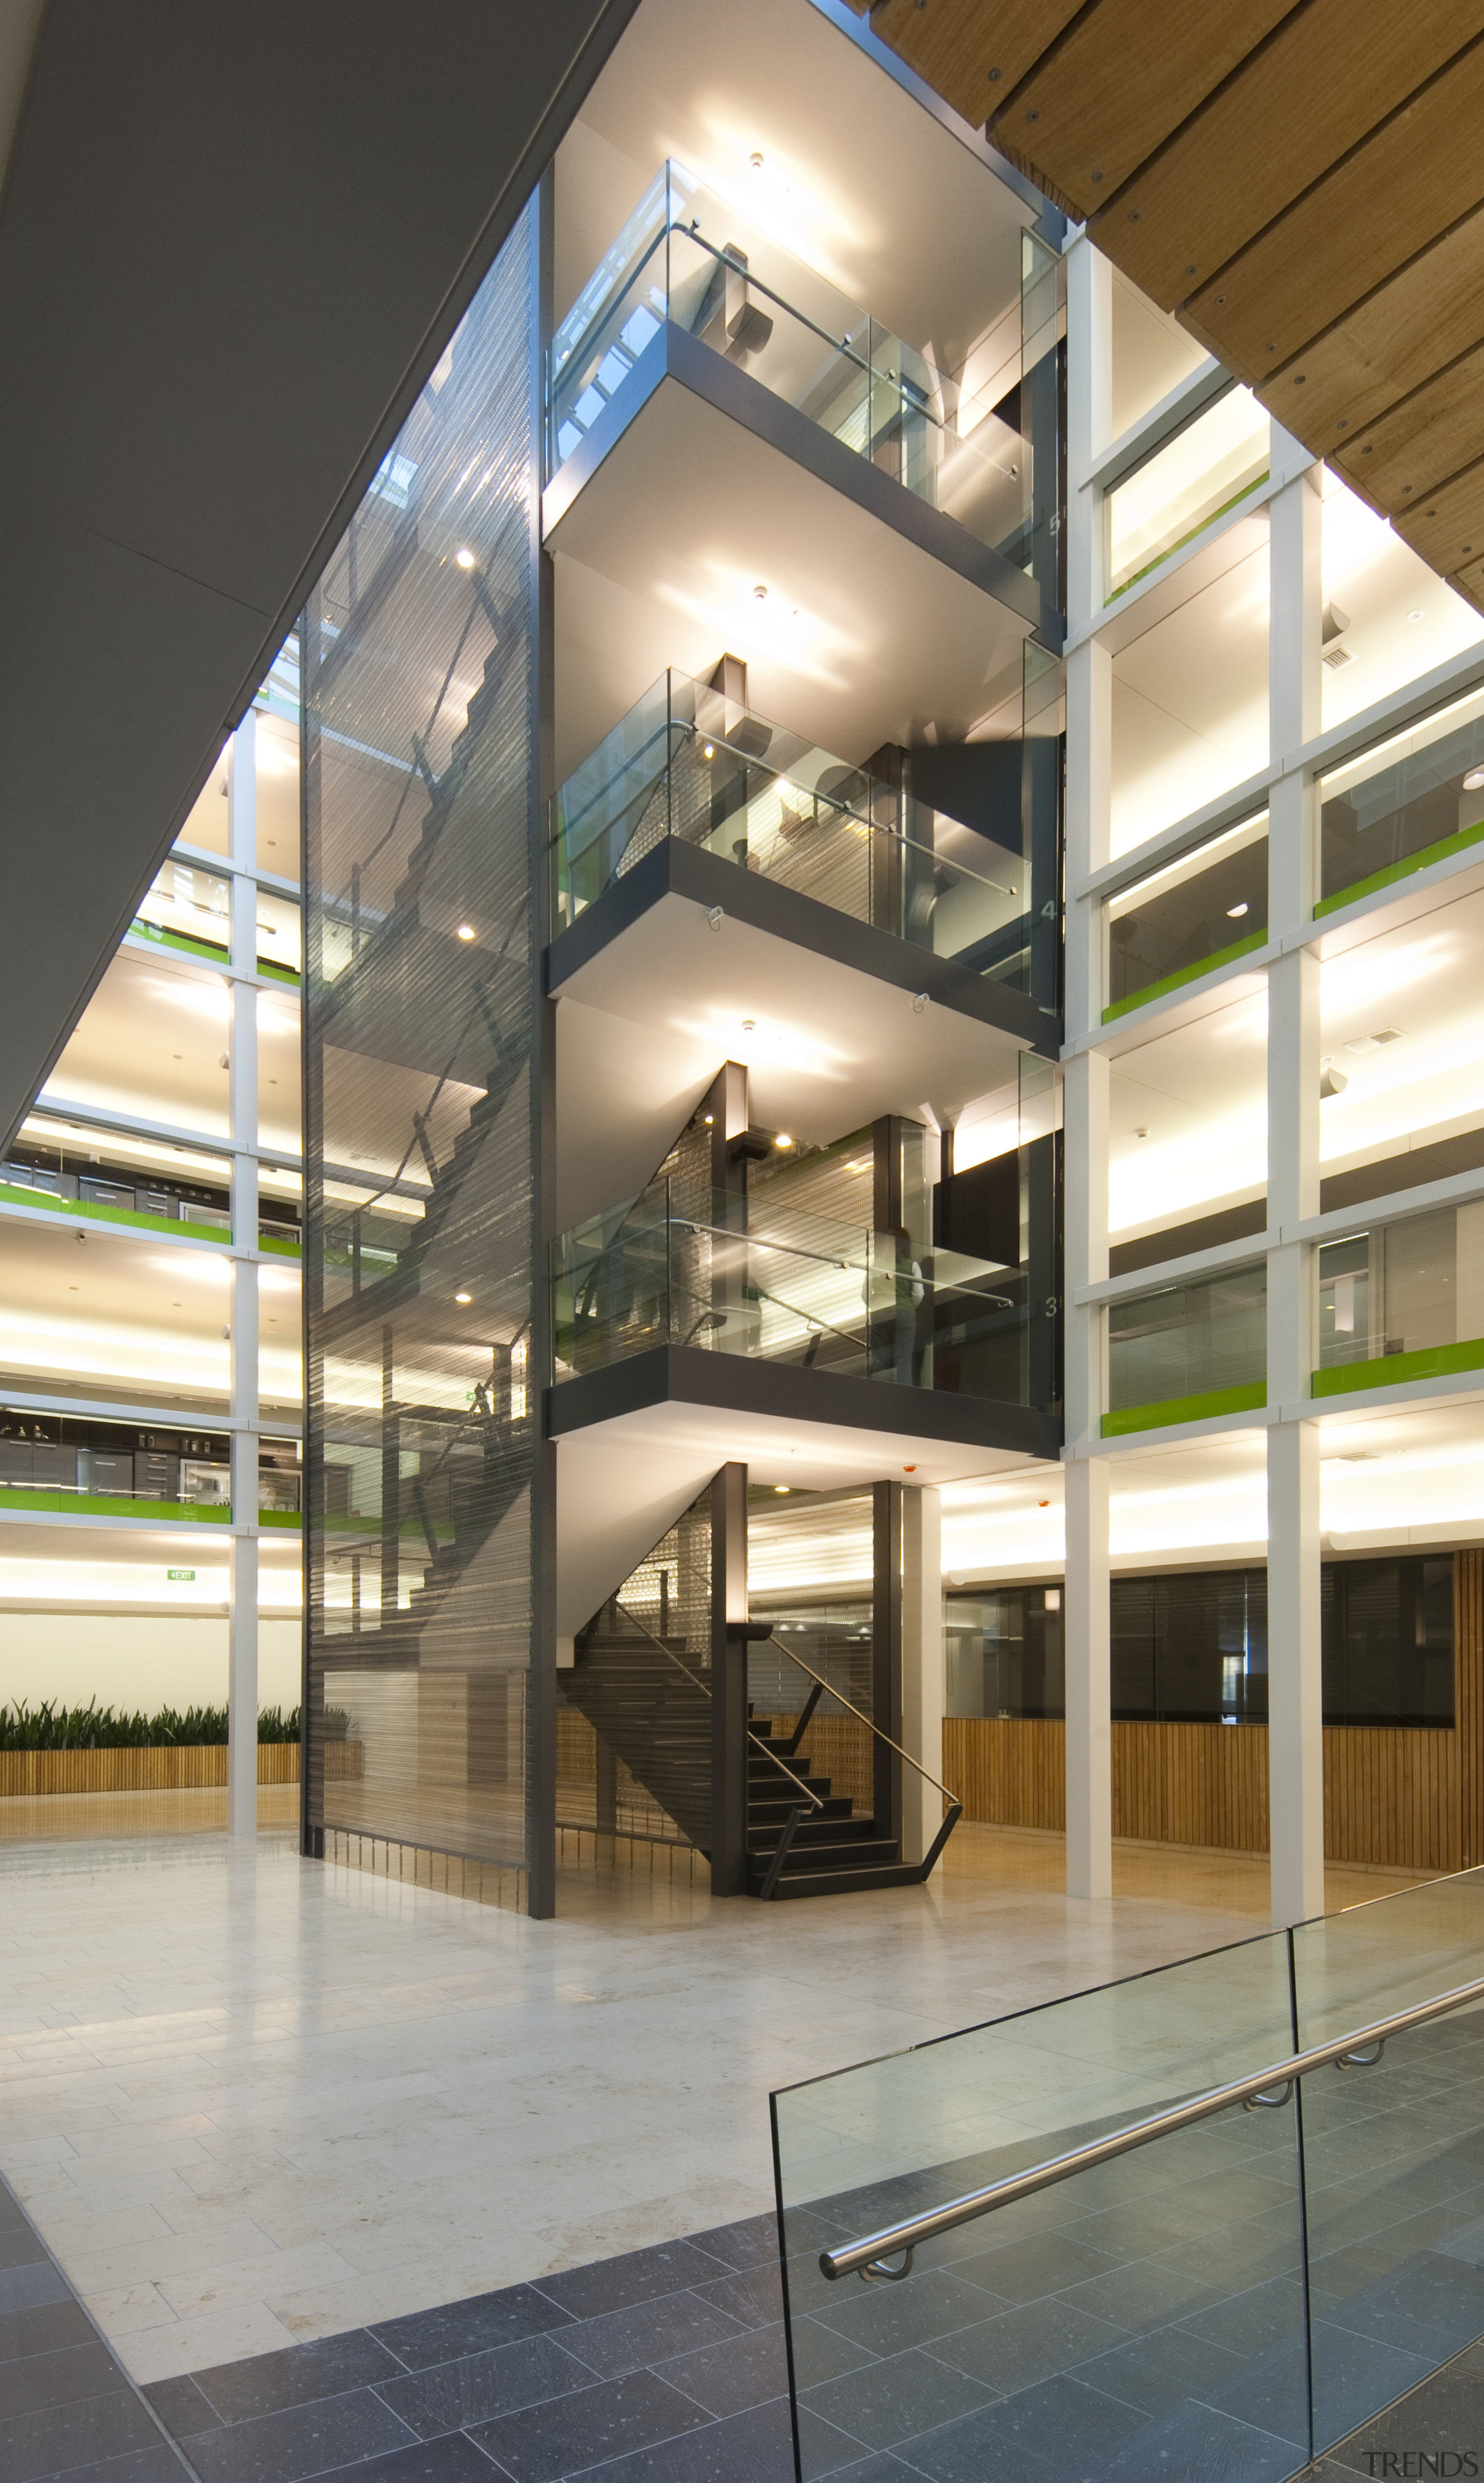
[547,1342,1063,1463]
[0,0,641,1154]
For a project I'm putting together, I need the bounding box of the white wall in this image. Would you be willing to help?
[0,1613,301,1716]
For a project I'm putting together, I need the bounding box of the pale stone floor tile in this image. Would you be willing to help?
[0,1819,1425,2384]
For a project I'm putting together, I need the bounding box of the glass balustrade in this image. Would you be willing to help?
[1105,1263,1267,1434]
[1106,381,1270,598]
[1105,813,1268,1018]
[1316,1204,1484,1395]
[548,161,1031,566]
[549,669,1036,986]
[772,1870,1484,2483]
[134,857,302,980]
[1319,678,1484,915]
[551,1181,1031,1406]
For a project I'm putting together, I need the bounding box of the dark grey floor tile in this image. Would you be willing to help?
[886,2398,1063,2483]
[948,2230,1120,2306]
[0,2386,162,2483]
[146,2375,224,2438]
[0,2297,96,2364]
[183,2386,414,2483]
[943,2369,1146,2469]
[192,2335,405,2423]
[574,2392,796,2482]
[787,2317,876,2393]
[1308,2318,1436,2449]
[1056,2253,1225,2335]
[801,2345,996,2451]
[792,2403,877,2478]
[1322,2246,1484,2360]
[820,2460,919,2482]
[532,2244,729,2325]
[0,2222,50,2273]
[467,2369,708,2483]
[652,2320,790,2418]
[308,2439,499,2483]
[1176,2273,1307,2360]
[558,2288,744,2382]
[809,2270,998,2358]
[0,2259,70,2315]
[63,2449,195,2483]
[689,2263,784,2333]
[373,2333,595,2438]
[684,2217,778,2275]
[1069,2321,1246,2418]
[3,2337,128,2420]
[370,2289,575,2373]
[1187,2330,1308,2454]
[1094,2397,1305,2483]
[929,2297,1129,2395]
[1322,2343,1484,2475]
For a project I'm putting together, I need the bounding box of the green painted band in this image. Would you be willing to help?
[1103,928,1266,1022]
[1312,1337,1484,1395]
[1314,817,1484,919]
[1102,1381,1265,1437]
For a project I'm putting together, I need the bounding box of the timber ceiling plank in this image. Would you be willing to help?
[1253,205,1484,455]
[1334,341,1484,516]
[1391,460,1484,576]
[1451,552,1484,609]
[988,0,1295,227]
[1094,0,1484,312]
[1182,42,1484,380]
[867,0,1083,129]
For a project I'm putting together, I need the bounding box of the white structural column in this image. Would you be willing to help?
[900,1485,944,1868]
[1266,441,1324,1923]
[227,710,260,1841]
[1061,234,1117,1903]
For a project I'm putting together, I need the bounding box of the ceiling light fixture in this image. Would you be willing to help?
[1226,901,1249,918]
[702,741,714,759]
[454,547,476,569]
[456,924,475,940]
[1464,766,1484,791]
[1133,1126,1149,1139]
[752,584,768,602]
[1319,1059,1348,1098]
[775,1133,794,1148]
[1407,608,1426,623]
[454,1290,472,1304]
[750,150,765,170]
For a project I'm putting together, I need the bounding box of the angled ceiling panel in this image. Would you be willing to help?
[857,0,1484,619]
[0,0,638,1152]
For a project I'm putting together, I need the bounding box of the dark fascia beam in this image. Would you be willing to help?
[546,1342,1063,1463]
[0,0,642,1153]
[545,831,1064,1056]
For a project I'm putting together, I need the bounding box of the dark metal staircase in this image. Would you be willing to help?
[563,1602,712,1853]
[745,1717,924,1900]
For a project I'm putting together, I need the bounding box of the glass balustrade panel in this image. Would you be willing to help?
[1316,1205,1484,1394]
[256,889,301,980]
[134,857,232,964]
[772,1932,1304,2481]
[1106,815,1268,1019]
[1292,1874,1484,2456]
[1319,679,1484,914]
[1107,384,1270,598]
[1107,1264,1267,1430]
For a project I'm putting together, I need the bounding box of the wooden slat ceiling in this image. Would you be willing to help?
[854,0,1484,612]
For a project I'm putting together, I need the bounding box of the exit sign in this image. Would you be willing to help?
[166,1568,196,1582]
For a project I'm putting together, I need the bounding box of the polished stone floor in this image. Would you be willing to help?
[0,1817,1430,2395]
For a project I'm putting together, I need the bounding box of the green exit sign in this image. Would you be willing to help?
[166,1568,196,1582]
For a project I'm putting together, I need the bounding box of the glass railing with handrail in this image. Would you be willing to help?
[1104,812,1268,1020]
[551,1180,1032,1406]
[772,1866,1484,2482]
[1105,1261,1267,1434]
[548,161,1031,568]
[1316,1202,1484,1396]
[133,856,302,982]
[549,668,1036,987]
[1318,676,1484,917]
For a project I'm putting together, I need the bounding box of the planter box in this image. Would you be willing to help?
[0,1744,301,1796]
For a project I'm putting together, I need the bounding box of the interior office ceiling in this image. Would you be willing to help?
[0,0,641,1157]
[855,0,1484,615]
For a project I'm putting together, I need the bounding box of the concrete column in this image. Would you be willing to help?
[227,711,260,1842]
[1266,445,1323,1925]
[1065,1455,1112,1900]
[1063,1046,1110,1446]
[1065,235,1113,631]
[900,1486,944,1869]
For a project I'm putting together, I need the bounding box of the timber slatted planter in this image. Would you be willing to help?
[0,1745,302,1795]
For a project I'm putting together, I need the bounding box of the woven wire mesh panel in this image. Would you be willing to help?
[302,202,539,1877]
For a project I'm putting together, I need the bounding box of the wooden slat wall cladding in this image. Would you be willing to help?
[943,1718,1460,1871]
[1458,1550,1484,1870]
[859,0,1484,613]
[0,1744,300,1796]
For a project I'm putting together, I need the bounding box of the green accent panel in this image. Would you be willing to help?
[1312,1337,1484,1396]
[129,918,230,965]
[1102,1380,1266,1437]
[1103,929,1266,1022]
[260,1508,304,1528]
[260,1234,302,1257]
[0,1487,304,1526]
[259,959,301,984]
[1314,817,1484,918]
[1105,472,1270,604]
[0,1183,229,1244]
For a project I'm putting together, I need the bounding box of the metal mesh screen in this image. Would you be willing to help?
[302,201,540,1888]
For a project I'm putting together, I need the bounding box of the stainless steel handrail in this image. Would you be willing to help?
[612,1602,824,1811]
[819,1969,1484,2283]
[764,1638,960,1812]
